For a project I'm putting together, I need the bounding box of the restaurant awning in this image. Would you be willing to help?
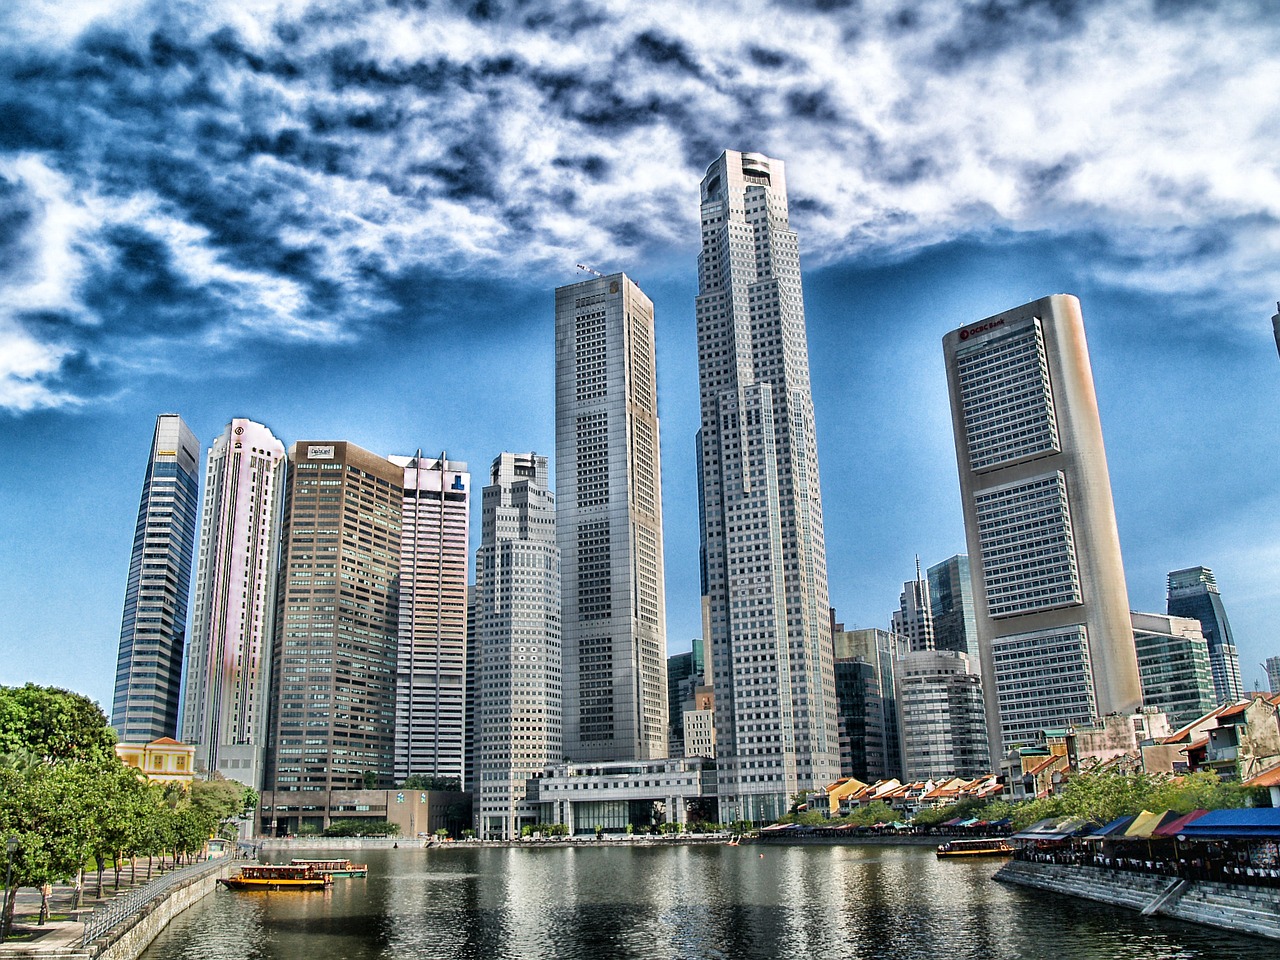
[1083,814,1136,840]
[1174,808,1280,840]
[1124,811,1180,839]
[1011,817,1089,841]
[1152,810,1209,838]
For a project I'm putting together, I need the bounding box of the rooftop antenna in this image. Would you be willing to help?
[576,263,604,277]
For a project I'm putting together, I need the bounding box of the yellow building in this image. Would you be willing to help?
[115,737,196,787]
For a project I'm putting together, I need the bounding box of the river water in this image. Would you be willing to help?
[141,843,1265,960]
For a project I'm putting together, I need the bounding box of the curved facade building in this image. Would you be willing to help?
[181,418,286,787]
[944,295,1141,753]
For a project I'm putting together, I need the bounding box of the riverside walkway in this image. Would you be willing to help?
[0,857,227,959]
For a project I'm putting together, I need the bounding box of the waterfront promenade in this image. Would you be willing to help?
[0,857,228,959]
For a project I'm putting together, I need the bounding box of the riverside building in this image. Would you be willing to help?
[943,295,1142,753]
[1166,566,1243,704]
[112,414,200,742]
[391,453,471,785]
[473,453,561,839]
[180,418,286,787]
[695,150,839,821]
[555,273,668,764]
[263,441,402,831]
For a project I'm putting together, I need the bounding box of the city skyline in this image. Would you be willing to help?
[2,2,1279,709]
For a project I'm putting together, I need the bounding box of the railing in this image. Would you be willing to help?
[81,857,226,947]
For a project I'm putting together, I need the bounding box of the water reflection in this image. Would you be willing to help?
[142,844,1265,960]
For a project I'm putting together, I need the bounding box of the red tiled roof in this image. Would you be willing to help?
[1244,764,1280,789]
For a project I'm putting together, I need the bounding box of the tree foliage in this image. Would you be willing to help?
[0,684,116,763]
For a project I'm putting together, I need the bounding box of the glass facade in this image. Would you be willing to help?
[112,414,200,743]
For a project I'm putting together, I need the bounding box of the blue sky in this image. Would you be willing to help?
[2,0,1278,712]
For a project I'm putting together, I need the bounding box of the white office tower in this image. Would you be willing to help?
[474,453,561,839]
[391,453,471,784]
[555,273,669,763]
[892,558,935,653]
[944,295,1142,754]
[181,419,285,787]
[695,150,839,821]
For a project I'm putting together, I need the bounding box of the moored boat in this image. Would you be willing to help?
[290,858,370,878]
[219,864,334,890]
[936,837,1013,858]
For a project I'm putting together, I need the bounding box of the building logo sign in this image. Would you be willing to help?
[959,318,1006,341]
[307,445,335,460]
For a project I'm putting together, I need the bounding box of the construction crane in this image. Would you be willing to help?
[575,263,604,277]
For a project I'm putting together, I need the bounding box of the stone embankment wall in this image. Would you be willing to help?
[91,862,233,960]
[997,861,1280,941]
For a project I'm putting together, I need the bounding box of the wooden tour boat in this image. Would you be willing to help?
[936,837,1014,859]
[290,858,370,878]
[219,864,334,890]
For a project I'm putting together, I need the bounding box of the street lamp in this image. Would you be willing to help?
[2,835,18,942]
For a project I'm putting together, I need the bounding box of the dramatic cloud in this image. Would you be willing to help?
[2,0,1278,410]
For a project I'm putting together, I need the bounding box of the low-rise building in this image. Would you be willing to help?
[1144,694,1280,779]
[259,788,471,838]
[529,758,717,833]
[115,737,196,787]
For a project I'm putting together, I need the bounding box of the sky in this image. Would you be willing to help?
[1,0,1278,713]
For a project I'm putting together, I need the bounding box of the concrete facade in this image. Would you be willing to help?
[264,442,403,810]
[555,273,668,764]
[391,453,471,785]
[943,295,1141,753]
[473,453,561,839]
[529,758,717,834]
[180,418,286,788]
[695,150,839,822]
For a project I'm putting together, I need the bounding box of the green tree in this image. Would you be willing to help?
[400,775,461,791]
[0,684,116,764]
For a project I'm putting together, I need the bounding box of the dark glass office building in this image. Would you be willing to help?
[1166,566,1243,704]
[112,414,200,742]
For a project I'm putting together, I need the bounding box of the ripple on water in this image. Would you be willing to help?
[140,846,1269,960]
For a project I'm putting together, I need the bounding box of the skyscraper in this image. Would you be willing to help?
[928,554,981,665]
[1131,612,1216,727]
[392,453,471,785]
[1267,656,1280,695]
[892,558,935,653]
[695,150,839,820]
[264,442,402,829]
[833,625,905,781]
[112,414,200,743]
[895,649,989,781]
[180,418,286,787]
[555,272,668,763]
[474,453,561,839]
[1166,566,1243,704]
[943,294,1142,753]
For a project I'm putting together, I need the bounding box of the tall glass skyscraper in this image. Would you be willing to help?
[1166,566,1243,704]
[695,150,838,820]
[474,453,560,839]
[555,273,668,763]
[180,418,286,787]
[928,554,981,666]
[944,295,1142,753]
[112,414,200,743]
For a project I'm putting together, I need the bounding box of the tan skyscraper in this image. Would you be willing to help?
[943,294,1141,753]
[555,272,668,763]
[263,442,402,832]
[181,418,286,788]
